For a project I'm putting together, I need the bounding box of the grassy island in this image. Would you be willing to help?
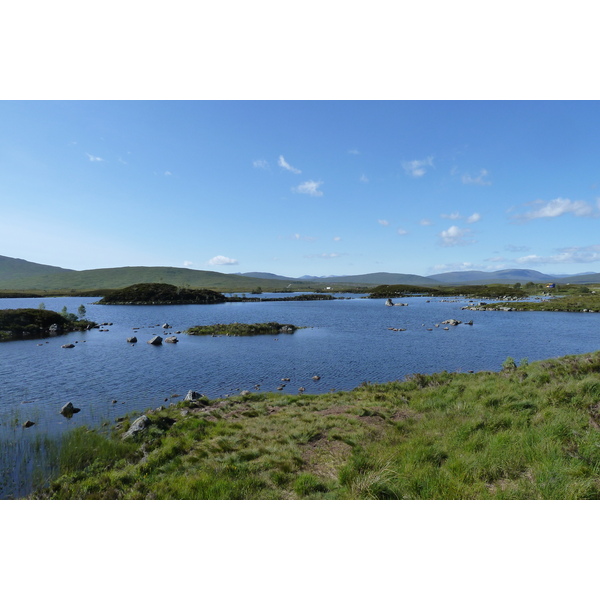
[186,322,300,336]
[97,283,226,305]
[32,350,600,499]
[0,308,96,341]
[369,283,528,299]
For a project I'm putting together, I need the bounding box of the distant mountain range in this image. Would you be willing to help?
[1,254,600,293]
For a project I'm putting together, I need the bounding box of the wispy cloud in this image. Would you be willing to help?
[359,174,369,183]
[253,159,269,169]
[420,219,433,226]
[292,233,317,242]
[278,155,301,174]
[397,228,408,235]
[378,219,389,226]
[164,171,172,176]
[466,212,481,223]
[208,255,239,266]
[516,245,600,265]
[439,225,473,247]
[505,244,531,253]
[348,149,360,155]
[402,156,434,177]
[183,260,193,267]
[293,180,323,197]
[85,153,104,162]
[511,198,597,222]
[441,212,462,220]
[333,236,341,242]
[462,169,491,185]
[305,253,344,259]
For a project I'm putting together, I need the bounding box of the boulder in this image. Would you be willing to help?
[441,319,461,326]
[122,415,151,439]
[127,336,138,343]
[162,323,171,329]
[62,343,75,348]
[164,336,179,343]
[147,336,163,345]
[185,390,204,401]
[23,420,35,428]
[60,401,81,417]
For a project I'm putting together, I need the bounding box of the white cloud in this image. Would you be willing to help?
[293,180,323,197]
[208,255,239,266]
[397,228,408,235]
[462,169,491,185]
[333,236,341,242]
[359,174,369,183]
[439,225,472,247]
[278,155,301,174]
[402,156,434,177]
[430,262,480,273]
[420,219,433,226]
[378,219,389,226]
[466,212,481,223]
[348,149,360,155]
[164,171,172,176]
[85,153,104,162]
[441,212,462,220]
[183,260,193,267]
[512,198,596,222]
[253,159,269,169]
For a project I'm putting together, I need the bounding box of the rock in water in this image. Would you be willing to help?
[23,420,35,428]
[164,336,179,343]
[122,415,151,439]
[60,402,81,417]
[185,390,203,401]
[127,336,138,343]
[62,344,75,349]
[147,336,163,345]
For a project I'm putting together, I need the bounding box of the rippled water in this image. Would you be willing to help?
[2,293,600,497]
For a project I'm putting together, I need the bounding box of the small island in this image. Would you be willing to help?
[97,283,227,305]
[186,322,300,336]
[0,308,96,341]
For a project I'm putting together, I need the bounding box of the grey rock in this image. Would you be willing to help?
[127,336,138,343]
[164,336,179,343]
[23,420,35,428]
[60,401,81,417]
[185,390,203,401]
[61,343,75,348]
[147,336,163,345]
[122,415,151,439]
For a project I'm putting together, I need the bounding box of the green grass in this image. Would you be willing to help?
[488,293,600,313]
[31,351,600,500]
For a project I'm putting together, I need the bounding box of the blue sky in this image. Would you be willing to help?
[3,100,600,277]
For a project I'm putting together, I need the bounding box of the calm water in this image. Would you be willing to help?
[2,294,600,497]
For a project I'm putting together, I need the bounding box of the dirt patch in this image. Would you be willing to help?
[301,436,352,479]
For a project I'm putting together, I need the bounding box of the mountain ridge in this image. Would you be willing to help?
[1,255,600,292]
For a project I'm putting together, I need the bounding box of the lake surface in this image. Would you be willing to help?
[2,293,600,498]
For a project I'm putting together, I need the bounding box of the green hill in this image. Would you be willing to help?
[0,255,74,283]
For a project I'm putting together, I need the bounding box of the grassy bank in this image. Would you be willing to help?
[486,293,600,313]
[31,350,600,500]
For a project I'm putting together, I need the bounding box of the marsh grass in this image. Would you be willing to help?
[31,351,600,500]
